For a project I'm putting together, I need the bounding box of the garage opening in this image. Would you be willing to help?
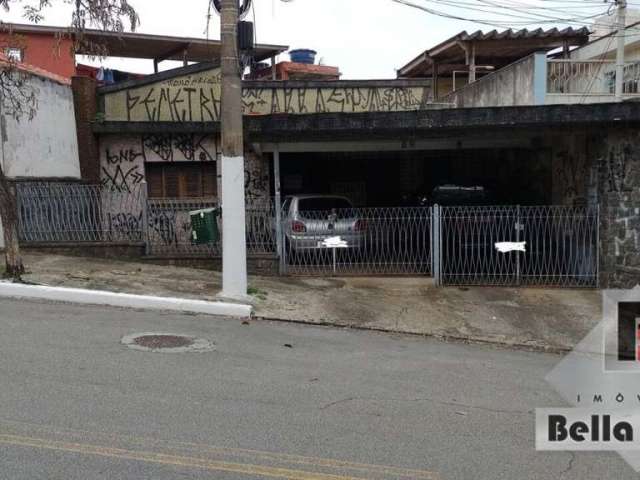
[279,148,552,207]
[272,147,597,287]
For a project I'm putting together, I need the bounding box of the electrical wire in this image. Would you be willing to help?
[393,0,640,38]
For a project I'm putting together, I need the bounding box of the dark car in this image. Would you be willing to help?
[431,184,493,206]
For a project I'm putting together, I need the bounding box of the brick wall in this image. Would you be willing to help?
[72,76,100,183]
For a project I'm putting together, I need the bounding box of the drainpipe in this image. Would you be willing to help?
[615,0,627,101]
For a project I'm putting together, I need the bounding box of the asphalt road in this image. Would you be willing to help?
[0,298,633,479]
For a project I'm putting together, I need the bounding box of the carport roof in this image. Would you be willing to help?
[93,102,640,139]
[397,27,590,78]
[1,23,288,63]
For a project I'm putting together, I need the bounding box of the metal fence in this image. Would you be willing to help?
[16,183,276,256]
[547,60,614,95]
[282,207,432,276]
[435,205,599,287]
[16,184,599,288]
[547,60,640,97]
[17,182,146,243]
[146,199,276,256]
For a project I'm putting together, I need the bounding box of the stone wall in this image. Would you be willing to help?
[548,127,639,288]
[596,129,640,288]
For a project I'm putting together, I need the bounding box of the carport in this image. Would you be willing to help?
[251,106,605,286]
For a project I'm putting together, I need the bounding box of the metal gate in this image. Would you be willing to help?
[281,207,432,276]
[434,205,599,287]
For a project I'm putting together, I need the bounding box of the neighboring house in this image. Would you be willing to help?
[0,23,288,78]
[0,26,76,78]
[0,59,81,248]
[397,16,640,107]
[397,27,590,99]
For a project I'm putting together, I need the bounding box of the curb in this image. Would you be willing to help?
[0,282,253,318]
[254,315,570,354]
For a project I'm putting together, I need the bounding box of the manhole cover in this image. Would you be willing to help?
[121,333,215,353]
[134,335,193,349]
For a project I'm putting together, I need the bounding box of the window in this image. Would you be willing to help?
[5,47,23,63]
[146,163,217,199]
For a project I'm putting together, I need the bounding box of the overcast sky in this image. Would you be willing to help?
[0,0,616,79]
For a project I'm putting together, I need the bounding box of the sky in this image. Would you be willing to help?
[0,0,621,79]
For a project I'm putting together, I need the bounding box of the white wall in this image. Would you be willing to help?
[1,74,80,179]
[0,71,81,250]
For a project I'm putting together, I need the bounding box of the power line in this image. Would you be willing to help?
[392,0,640,37]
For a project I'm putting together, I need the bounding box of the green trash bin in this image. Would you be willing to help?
[190,207,220,245]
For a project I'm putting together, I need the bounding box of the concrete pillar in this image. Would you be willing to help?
[221,154,248,298]
[273,148,284,273]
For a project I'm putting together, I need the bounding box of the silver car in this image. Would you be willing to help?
[282,195,366,250]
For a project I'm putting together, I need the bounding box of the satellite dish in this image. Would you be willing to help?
[212,0,252,19]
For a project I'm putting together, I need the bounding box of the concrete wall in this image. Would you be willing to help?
[1,74,80,179]
[0,72,81,250]
[440,53,544,108]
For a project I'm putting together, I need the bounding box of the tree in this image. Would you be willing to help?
[0,0,138,280]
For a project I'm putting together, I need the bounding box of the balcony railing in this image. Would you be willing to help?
[547,59,640,97]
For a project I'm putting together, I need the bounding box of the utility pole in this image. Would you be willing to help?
[220,0,248,299]
[615,0,627,101]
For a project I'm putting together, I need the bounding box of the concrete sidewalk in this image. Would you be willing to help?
[18,251,600,351]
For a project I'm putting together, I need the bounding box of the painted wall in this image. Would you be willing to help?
[96,133,271,252]
[0,33,76,79]
[99,133,221,192]
[439,54,539,108]
[102,67,432,122]
[1,74,80,179]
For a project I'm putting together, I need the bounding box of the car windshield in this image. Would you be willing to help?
[298,198,353,212]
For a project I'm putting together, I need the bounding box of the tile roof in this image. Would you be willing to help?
[0,53,71,85]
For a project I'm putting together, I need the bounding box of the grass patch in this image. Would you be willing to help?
[248,286,268,301]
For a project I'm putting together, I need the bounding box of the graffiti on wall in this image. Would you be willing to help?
[101,146,146,192]
[100,134,220,191]
[602,143,634,193]
[600,141,639,259]
[104,69,223,122]
[245,152,271,205]
[103,67,431,121]
[613,205,640,257]
[141,134,219,162]
[554,149,589,205]
[241,86,429,115]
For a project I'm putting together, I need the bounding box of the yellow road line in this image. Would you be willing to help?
[0,433,371,480]
[0,418,440,480]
